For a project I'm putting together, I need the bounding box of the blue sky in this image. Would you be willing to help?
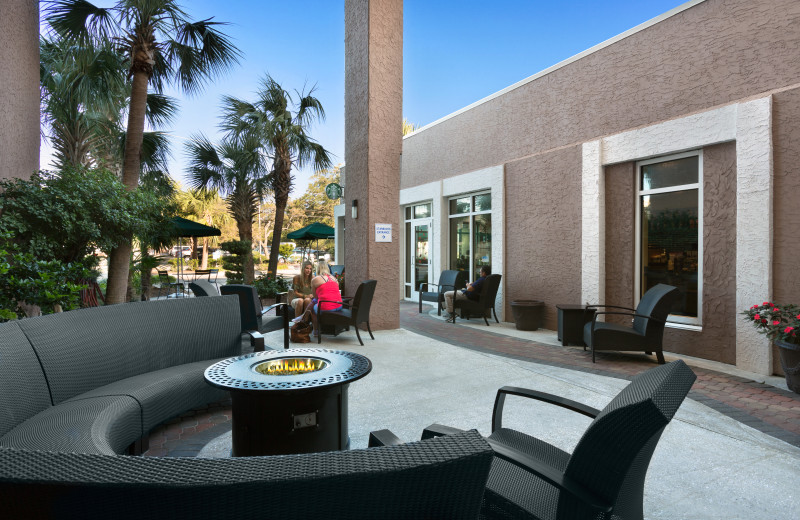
[40,0,690,195]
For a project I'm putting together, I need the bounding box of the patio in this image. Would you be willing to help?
[147,302,800,519]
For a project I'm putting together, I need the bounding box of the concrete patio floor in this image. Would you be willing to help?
[147,302,799,519]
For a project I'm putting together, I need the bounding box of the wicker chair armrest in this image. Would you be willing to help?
[244,330,265,352]
[487,439,613,514]
[589,311,666,332]
[421,423,466,440]
[263,301,289,314]
[368,429,404,447]
[585,304,636,312]
[492,386,599,432]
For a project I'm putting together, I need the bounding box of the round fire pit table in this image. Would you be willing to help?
[204,348,372,457]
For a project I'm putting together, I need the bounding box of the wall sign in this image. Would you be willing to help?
[375,223,392,242]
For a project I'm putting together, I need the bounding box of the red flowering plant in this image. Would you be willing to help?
[742,302,800,345]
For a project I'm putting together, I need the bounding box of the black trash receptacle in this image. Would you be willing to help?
[510,300,545,331]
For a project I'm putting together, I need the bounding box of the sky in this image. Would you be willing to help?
[39,0,691,196]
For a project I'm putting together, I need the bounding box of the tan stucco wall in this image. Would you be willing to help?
[344,0,403,329]
[0,0,40,181]
[772,88,800,374]
[503,146,582,330]
[401,0,800,186]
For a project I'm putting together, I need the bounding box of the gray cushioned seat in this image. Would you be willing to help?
[0,322,52,438]
[0,396,140,455]
[65,360,230,434]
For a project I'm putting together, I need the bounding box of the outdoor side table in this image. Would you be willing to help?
[556,304,596,347]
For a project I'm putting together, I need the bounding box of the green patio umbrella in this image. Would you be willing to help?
[287,222,335,260]
[167,217,222,289]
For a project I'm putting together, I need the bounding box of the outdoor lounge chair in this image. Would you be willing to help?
[451,274,501,325]
[421,359,697,520]
[419,269,467,316]
[220,284,290,350]
[317,280,377,346]
[584,283,679,364]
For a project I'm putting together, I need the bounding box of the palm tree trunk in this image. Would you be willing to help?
[106,241,132,304]
[201,237,209,269]
[268,195,288,278]
[105,71,149,304]
[237,219,255,284]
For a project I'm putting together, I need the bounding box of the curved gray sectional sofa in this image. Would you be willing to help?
[0,296,493,517]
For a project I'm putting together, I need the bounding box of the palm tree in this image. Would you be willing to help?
[220,75,332,277]
[186,134,270,283]
[45,0,240,304]
[175,186,228,269]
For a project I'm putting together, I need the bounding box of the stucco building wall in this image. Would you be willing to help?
[0,0,39,181]
[398,0,800,373]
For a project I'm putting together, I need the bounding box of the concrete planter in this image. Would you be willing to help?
[776,340,800,394]
[510,300,545,331]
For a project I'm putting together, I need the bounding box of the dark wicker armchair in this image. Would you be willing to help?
[424,360,696,520]
[220,284,290,350]
[451,274,502,326]
[317,280,377,346]
[584,283,679,364]
[419,269,467,315]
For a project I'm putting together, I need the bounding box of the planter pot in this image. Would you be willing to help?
[510,300,545,331]
[776,340,800,394]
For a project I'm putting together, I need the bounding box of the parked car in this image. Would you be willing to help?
[170,245,192,258]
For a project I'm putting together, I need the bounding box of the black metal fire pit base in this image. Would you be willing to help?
[204,349,371,457]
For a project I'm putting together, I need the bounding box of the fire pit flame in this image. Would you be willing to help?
[254,357,328,376]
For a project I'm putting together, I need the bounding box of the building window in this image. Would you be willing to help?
[636,151,702,325]
[404,203,432,299]
[449,192,491,280]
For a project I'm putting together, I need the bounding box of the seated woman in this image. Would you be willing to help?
[296,259,342,337]
[290,260,314,316]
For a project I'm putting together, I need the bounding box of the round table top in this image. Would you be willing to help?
[204,348,372,392]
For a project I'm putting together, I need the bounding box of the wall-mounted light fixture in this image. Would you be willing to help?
[351,199,358,219]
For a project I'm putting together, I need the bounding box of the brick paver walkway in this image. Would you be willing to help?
[144,301,800,456]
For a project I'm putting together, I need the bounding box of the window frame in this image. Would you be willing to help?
[634,150,703,327]
[448,190,492,281]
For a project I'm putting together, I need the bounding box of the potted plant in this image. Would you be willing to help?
[742,302,800,393]
[253,274,291,307]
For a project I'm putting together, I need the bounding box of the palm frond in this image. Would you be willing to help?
[145,93,179,127]
[45,0,115,43]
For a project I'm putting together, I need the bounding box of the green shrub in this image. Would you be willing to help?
[253,274,291,299]
[221,240,251,284]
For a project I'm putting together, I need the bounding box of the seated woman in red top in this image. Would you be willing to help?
[296,259,342,337]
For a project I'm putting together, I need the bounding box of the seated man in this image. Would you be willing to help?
[444,265,491,322]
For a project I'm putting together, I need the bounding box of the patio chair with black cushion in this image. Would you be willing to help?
[584,283,679,364]
[423,359,697,520]
[317,280,377,346]
[189,280,220,297]
[220,284,291,350]
[419,269,467,316]
[451,274,502,326]
[156,269,184,299]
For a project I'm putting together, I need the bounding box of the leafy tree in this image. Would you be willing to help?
[45,0,241,304]
[186,135,269,283]
[0,168,168,267]
[174,186,229,269]
[291,165,341,229]
[279,243,294,261]
[220,75,331,277]
[402,118,419,136]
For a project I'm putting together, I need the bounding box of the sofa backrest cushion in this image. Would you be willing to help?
[0,322,52,437]
[16,296,242,405]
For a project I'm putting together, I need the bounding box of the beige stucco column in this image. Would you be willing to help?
[0,0,40,181]
[344,0,402,329]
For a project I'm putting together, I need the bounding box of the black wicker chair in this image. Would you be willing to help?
[584,284,679,364]
[424,360,697,520]
[188,279,219,297]
[317,279,377,346]
[220,284,290,350]
[419,269,467,316]
[451,274,502,325]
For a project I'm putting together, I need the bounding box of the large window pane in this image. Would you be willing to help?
[641,189,699,318]
[414,224,429,291]
[450,216,470,271]
[473,214,491,276]
[641,156,698,190]
[474,194,491,212]
[449,197,471,215]
[405,221,411,282]
[414,203,431,219]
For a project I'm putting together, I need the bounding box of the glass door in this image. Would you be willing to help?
[411,219,432,302]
